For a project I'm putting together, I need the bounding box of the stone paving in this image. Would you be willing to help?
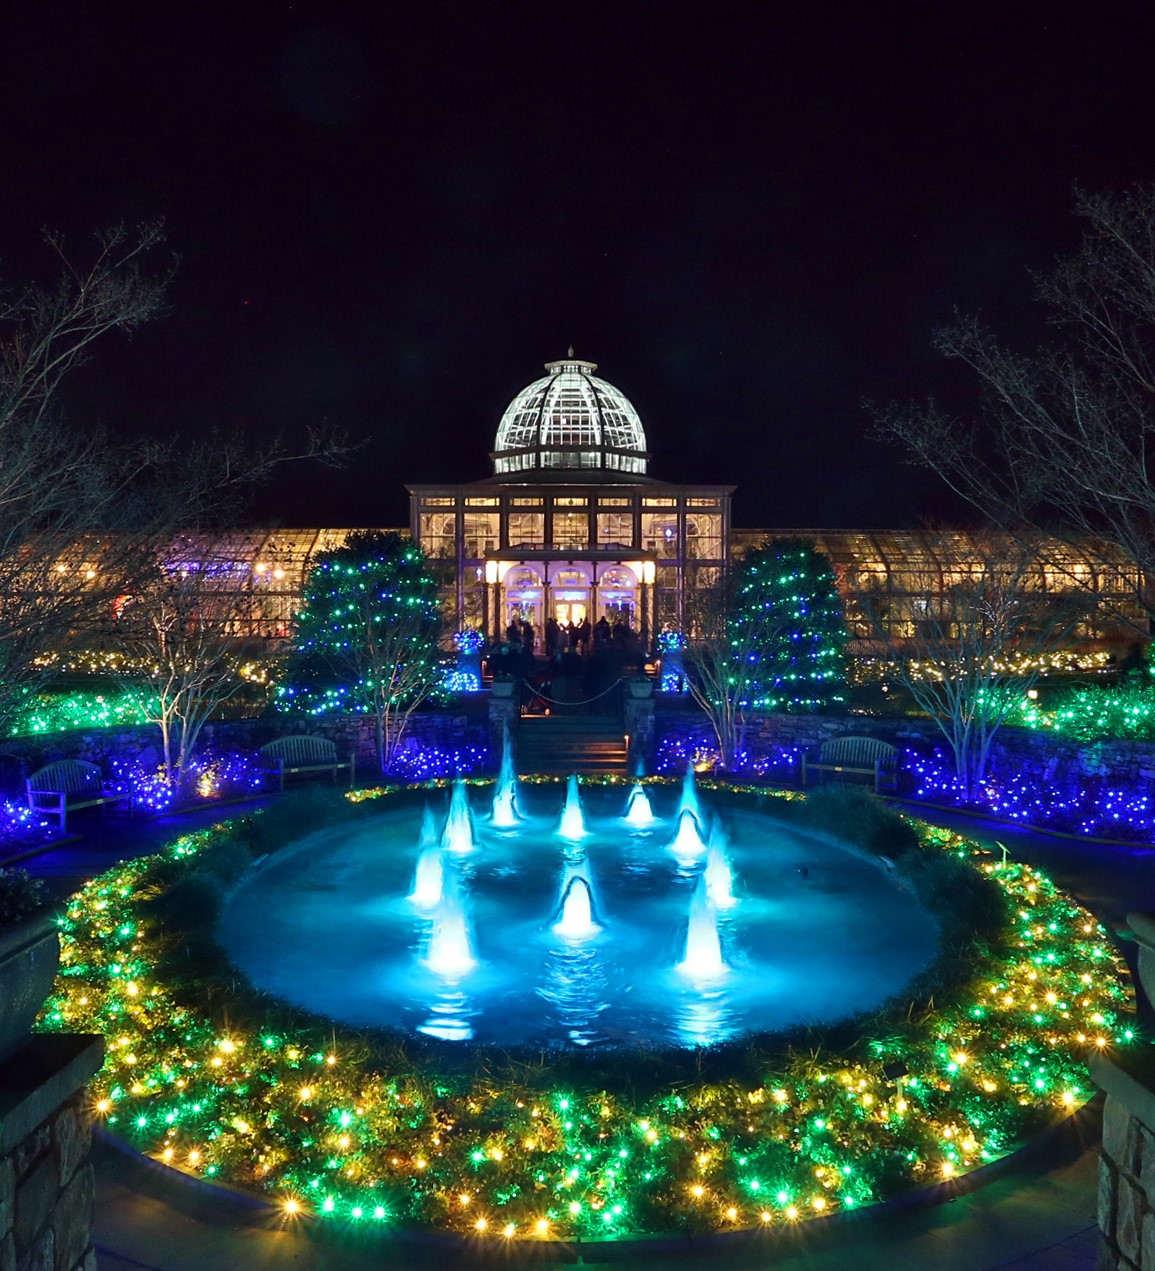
[10,791,1149,1271]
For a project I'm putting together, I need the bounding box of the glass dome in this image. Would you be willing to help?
[492,356,649,475]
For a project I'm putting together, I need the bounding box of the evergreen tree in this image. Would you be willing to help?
[730,537,846,713]
[281,531,443,772]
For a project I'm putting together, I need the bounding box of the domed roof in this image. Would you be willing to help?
[492,355,649,476]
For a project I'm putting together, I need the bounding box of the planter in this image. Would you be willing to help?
[0,910,60,1063]
[491,680,517,698]
[625,678,654,699]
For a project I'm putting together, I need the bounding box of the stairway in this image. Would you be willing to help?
[516,716,629,776]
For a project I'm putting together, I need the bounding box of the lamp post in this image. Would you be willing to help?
[641,559,656,653]
[484,559,499,644]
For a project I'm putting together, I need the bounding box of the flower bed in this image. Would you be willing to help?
[39,780,1133,1240]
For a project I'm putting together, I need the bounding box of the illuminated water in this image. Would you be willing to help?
[491,730,519,829]
[219,783,940,1049]
[558,775,587,840]
[624,783,655,827]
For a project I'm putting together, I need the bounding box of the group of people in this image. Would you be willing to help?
[486,612,643,689]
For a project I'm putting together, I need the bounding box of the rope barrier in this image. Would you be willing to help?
[501,677,637,708]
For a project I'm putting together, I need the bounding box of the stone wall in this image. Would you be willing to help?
[0,1036,104,1271]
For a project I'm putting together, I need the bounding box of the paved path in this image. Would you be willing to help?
[13,792,1149,1271]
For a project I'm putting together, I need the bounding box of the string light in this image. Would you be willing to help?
[38,777,1132,1241]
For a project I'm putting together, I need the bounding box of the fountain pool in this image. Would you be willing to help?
[218,779,940,1049]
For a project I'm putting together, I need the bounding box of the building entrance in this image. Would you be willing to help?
[554,600,587,626]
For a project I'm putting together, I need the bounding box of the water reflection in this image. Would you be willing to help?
[539,945,609,1046]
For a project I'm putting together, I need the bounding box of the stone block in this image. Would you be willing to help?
[0,1233,13,1271]
[1143,1206,1155,1271]
[1117,1172,1146,1266]
[50,1164,92,1271]
[1104,1096,1134,1172]
[0,1038,104,1158]
[0,1156,12,1237]
[10,1129,50,1187]
[1100,1151,1119,1237]
[1096,1234,1118,1271]
[16,1226,53,1271]
[69,1248,96,1271]
[12,1158,54,1250]
[49,1102,89,1191]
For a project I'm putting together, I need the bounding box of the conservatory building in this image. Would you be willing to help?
[406,355,734,642]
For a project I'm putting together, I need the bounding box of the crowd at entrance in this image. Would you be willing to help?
[485,615,645,713]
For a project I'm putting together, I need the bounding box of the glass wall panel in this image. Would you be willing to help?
[553,512,588,550]
[419,512,457,559]
[685,513,722,559]
[597,511,635,547]
[508,512,544,547]
[463,513,499,559]
[642,512,679,558]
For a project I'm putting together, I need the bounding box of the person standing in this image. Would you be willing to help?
[545,615,561,658]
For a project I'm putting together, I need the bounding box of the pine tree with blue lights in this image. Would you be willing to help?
[281,530,443,772]
[730,537,846,712]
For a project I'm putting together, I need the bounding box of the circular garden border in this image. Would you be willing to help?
[39,778,1134,1241]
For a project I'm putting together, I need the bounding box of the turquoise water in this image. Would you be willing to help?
[217,785,939,1049]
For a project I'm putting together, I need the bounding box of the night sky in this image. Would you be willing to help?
[3,2,1154,531]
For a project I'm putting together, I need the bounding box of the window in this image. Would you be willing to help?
[685,513,722,560]
[419,512,456,559]
[421,497,455,508]
[554,496,588,507]
[508,512,544,547]
[643,498,676,507]
[599,497,631,506]
[641,512,679,558]
[510,497,543,507]
[465,497,498,507]
[598,512,634,547]
[553,511,588,550]
[463,512,499,559]
[686,497,719,508]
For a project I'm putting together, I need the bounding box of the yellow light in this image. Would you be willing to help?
[188,1150,201,1165]
[218,1038,235,1053]
[726,1206,738,1220]
[474,1217,488,1232]
[760,1211,772,1223]
[284,1199,300,1215]
[459,1193,471,1207]
[535,1218,550,1235]
[96,1099,111,1114]
[691,1185,705,1198]
[786,1205,799,1220]
[326,1054,337,1066]
[502,1223,515,1237]
[812,1197,826,1211]
[162,1148,174,1161]
[299,1086,313,1100]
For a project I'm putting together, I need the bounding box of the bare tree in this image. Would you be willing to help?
[877,186,1155,622]
[0,222,349,731]
[849,535,1086,798]
[116,541,272,789]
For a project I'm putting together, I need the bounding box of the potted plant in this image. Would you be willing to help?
[490,673,518,698]
[625,674,654,699]
[0,868,59,1063]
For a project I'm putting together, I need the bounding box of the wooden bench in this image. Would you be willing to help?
[257,735,355,792]
[800,736,899,794]
[26,759,129,833]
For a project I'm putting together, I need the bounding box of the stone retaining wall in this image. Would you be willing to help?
[0,1036,104,1271]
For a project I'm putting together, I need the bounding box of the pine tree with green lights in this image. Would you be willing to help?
[281,530,443,772]
[730,537,846,713]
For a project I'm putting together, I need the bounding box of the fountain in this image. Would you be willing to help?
[442,779,475,854]
[408,846,444,909]
[624,783,655,827]
[677,765,705,828]
[668,807,709,861]
[704,834,737,909]
[424,878,477,980]
[222,763,943,1050]
[677,875,727,982]
[491,728,520,828]
[558,774,588,839]
[552,875,601,940]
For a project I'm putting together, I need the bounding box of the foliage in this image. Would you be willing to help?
[39,780,1130,1240]
[0,868,48,925]
[683,538,846,767]
[280,531,443,772]
[6,687,155,736]
[1018,673,1155,743]
[850,535,1086,797]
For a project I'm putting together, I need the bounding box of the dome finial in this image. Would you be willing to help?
[567,344,574,358]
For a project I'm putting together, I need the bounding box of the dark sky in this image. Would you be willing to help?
[3,2,1154,530]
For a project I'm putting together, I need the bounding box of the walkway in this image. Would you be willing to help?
[11,790,1149,1270]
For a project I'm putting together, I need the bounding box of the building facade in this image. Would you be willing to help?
[407,355,733,644]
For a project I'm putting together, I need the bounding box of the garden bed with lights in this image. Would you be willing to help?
[37,779,1134,1242]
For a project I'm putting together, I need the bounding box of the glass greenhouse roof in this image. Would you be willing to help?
[493,357,648,475]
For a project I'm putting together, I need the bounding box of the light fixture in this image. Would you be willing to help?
[484,560,499,585]
[641,560,656,585]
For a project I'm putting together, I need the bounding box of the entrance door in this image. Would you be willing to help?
[555,601,587,626]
